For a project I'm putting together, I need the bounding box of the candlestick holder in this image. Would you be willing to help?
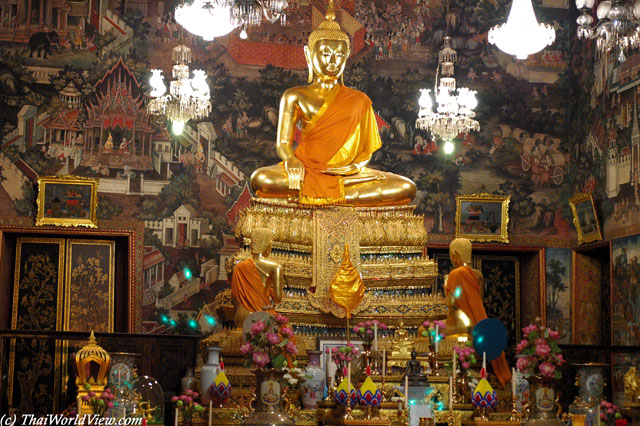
[372,351,380,375]
[324,376,334,402]
[445,408,456,426]
[432,354,440,376]
[509,396,522,422]
[381,375,386,402]
[344,402,353,420]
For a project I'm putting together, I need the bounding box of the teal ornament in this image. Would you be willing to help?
[473,318,507,361]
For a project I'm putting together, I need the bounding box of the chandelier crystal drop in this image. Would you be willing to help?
[148,45,212,135]
[487,0,556,60]
[175,0,237,41]
[416,36,480,142]
[576,0,640,62]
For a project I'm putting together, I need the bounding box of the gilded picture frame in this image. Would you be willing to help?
[36,175,99,228]
[569,193,602,245]
[454,193,510,243]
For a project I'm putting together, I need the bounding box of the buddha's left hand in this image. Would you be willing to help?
[322,165,360,175]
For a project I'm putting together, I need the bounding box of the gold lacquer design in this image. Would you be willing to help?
[329,244,365,318]
[568,192,603,245]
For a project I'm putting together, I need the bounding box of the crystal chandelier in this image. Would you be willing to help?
[576,0,640,62]
[175,0,237,41]
[232,0,288,39]
[416,36,479,142]
[488,0,555,60]
[148,45,212,135]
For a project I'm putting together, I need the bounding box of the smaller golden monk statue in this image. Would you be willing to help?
[445,238,511,388]
[625,367,640,406]
[390,321,413,358]
[230,227,283,328]
[250,0,416,206]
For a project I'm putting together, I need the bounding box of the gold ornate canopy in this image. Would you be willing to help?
[75,331,111,387]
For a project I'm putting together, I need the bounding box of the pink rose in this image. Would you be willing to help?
[535,338,547,346]
[185,389,193,396]
[192,392,199,398]
[82,395,90,401]
[372,320,380,326]
[606,402,613,408]
[462,362,470,369]
[171,396,178,403]
[554,354,565,364]
[608,409,615,414]
[89,391,96,397]
[275,314,288,324]
[253,352,270,368]
[107,402,114,408]
[548,329,560,339]
[281,327,294,338]
[366,329,373,335]
[353,326,360,333]
[601,414,607,420]
[184,396,193,403]
[250,320,266,335]
[523,324,538,335]
[535,344,551,357]
[240,342,253,355]
[380,323,388,330]
[539,361,556,378]
[285,341,298,355]
[266,332,280,345]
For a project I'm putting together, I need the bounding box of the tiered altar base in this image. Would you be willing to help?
[211,198,444,331]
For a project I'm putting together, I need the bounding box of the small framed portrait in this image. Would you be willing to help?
[36,175,99,228]
[455,193,510,243]
[317,337,364,379]
[569,192,602,245]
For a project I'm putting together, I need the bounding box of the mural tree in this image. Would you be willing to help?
[139,167,202,220]
[546,257,567,322]
[416,160,461,232]
[496,180,535,230]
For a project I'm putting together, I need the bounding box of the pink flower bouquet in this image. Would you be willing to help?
[600,399,626,426]
[171,389,205,424]
[241,314,298,370]
[81,383,114,417]
[453,341,477,370]
[327,342,358,377]
[419,320,446,346]
[352,320,387,346]
[515,319,565,379]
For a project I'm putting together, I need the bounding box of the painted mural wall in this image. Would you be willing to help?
[0,0,572,331]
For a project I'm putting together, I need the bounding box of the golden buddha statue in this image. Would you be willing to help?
[250,0,416,206]
[390,321,413,358]
[625,367,640,406]
[230,227,283,327]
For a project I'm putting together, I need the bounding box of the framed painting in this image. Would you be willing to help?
[611,235,640,346]
[544,248,572,344]
[455,193,510,243]
[9,237,65,414]
[64,239,115,332]
[36,175,99,228]
[317,337,364,380]
[569,193,602,245]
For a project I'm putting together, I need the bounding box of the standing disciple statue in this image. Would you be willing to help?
[230,228,283,328]
[250,0,416,206]
[445,238,512,388]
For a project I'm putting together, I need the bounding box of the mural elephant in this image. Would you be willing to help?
[28,31,60,59]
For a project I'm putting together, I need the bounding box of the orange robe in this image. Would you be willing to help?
[445,265,512,388]
[230,259,275,315]
[295,84,382,203]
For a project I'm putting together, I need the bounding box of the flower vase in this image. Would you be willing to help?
[200,346,221,405]
[302,350,325,409]
[181,368,196,393]
[569,364,607,426]
[244,369,294,426]
[524,377,563,426]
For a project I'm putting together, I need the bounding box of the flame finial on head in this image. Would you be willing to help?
[307,0,350,53]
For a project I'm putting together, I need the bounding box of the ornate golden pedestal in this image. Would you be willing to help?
[211,198,442,329]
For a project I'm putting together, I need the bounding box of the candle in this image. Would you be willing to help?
[374,323,378,353]
[452,351,457,381]
[382,349,386,377]
[348,361,351,401]
[435,325,439,354]
[405,375,409,409]
[511,368,517,397]
[449,376,453,409]
[482,352,486,372]
[597,405,601,426]
[208,400,212,426]
[77,395,82,417]
[174,408,178,426]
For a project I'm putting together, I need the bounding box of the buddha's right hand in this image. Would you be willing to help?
[285,157,305,190]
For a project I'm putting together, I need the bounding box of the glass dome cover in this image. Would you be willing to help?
[131,375,165,424]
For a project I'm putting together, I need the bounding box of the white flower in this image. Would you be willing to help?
[288,378,298,385]
[283,373,292,380]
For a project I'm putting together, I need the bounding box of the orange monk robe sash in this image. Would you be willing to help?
[445,266,512,388]
[295,84,382,202]
[230,259,276,315]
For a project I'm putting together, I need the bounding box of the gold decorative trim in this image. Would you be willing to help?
[454,193,510,243]
[569,192,603,245]
[36,175,99,228]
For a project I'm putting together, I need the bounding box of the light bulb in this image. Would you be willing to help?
[240,29,248,39]
[418,89,433,110]
[443,141,455,154]
[173,120,185,135]
[597,1,611,19]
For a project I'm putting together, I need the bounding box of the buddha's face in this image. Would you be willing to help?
[305,39,349,80]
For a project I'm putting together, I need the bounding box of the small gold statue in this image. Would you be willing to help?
[625,367,640,406]
[390,321,413,358]
[229,227,283,328]
[249,0,416,206]
[139,401,157,421]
